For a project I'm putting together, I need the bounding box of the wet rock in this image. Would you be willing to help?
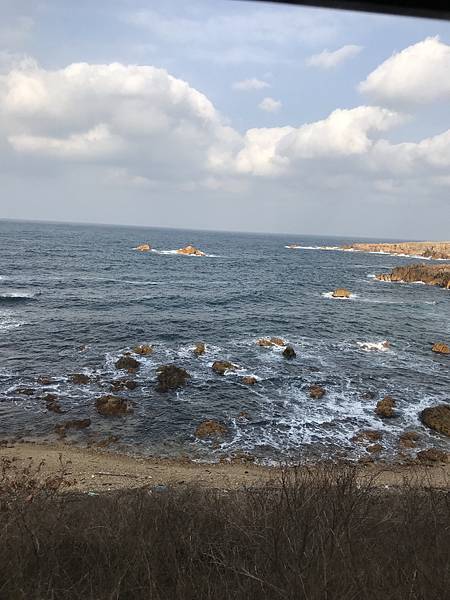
[432,342,449,355]
[399,431,420,449]
[15,387,35,396]
[193,342,206,356]
[420,405,450,437]
[176,245,206,256]
[257,337,286,347]
[366,443,383,454]
[115,355,140,371]
[238,411,250,420]
[416,448,448,463]
[94,434,121,448]
[37,376,54,386]
[42,393,58,402]
[282,346,296,359]
[352,429,383,444]
[309,384,326,399]
[212,361,238,375]
[375,396,396,418]
[242,376,257,385]
[361,391,377,400]
[156,365,190,392]
[136,243,151,252]
[110,379,138,392]
[96,395,132,416]
[332,288,351,298]
[46,397,63,414]
[133,344,153,355]
[195,420,228,439]
[55,418,91,436]
[376,264,450,288]
[71,373,90,385]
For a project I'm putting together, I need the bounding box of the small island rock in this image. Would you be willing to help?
[136,243,151,252]
[309,384,326,399]
[96,395,132,416]
[332,288,351,298]
[376,396,396,418]
[283,346,296,359]
[115,355,140,371]
[212,361,238,375]
[133,344,153,356]
[420,405,450,437]
[193,342,206,356]
[176,245,206,256]
[432,342,449,355]
[257,337,286,347]
[156,365,190,392]
[242,376,257,385]
[71,373,90,385]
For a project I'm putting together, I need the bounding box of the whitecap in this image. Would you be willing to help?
[321,291,356,300]
[357,341,390,352]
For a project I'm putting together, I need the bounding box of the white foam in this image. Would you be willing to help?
[0,292,36,299]
[321,291,356,300]
[357,341,390,352]
[151,249,220,258]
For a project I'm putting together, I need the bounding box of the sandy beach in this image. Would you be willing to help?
[1,441,448,493]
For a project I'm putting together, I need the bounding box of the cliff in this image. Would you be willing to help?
[376,264,450,288]
[342,241,450,260]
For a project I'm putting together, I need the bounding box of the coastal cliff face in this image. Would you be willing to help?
[376,264,450,288]
[343,241,450,260]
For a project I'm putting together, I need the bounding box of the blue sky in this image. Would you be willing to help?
[1,0,450,238]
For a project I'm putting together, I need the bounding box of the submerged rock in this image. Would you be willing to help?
[212,361,238,375]
[133,344,153,356]
[110,379,138,392]
[115,355,140,371]
[45,395,63,414]
[55,418,91,436]
[399,431,420,449]
[332,288,351,298]
[96,395,132,416]
[193,342,206,356]
[176,245,206,256]
[15,387,35,396]
[309,384,325,399]
[156,365,190,392]
[71,373,90,385]
[136,243,151,252]
[432,342,449,355]
[282,346,296,359]
[195,419,228,439]
[242,376,257,385]
[420,405,450,437]
[37,376,54,386]
[257,337,286,347]
[366,443,383,454]
[416,448,448,463]
[375,396,396,418]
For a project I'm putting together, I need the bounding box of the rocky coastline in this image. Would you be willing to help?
[375,263,450,288]
[342,241,450,260]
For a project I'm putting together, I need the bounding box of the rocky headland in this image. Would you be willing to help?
[342,241,450,260]
[376,264,450,288]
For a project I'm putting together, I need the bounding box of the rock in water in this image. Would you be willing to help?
[193,342,206,356]
[309,384,326,399]
[156,365,190,392]
[257,337,286,347]
[375,396,396,418]
[332,288,351,298]
[212,361,238,375]
[96,395,132,416]
[416,449,448,463]
[176,245,206,256]
[115,355,140,371]
[375,264,450,288]
[110,379,138,392]
[71,373,90,385]
[136,243,151,252]
[283,346,296,359]
[352,430,383,444]
[432,342,449,355]
[399,431,420,449]
[242,376,257,385]
[55,418,91,435]
[195,420,228,439]
[420,405,450,437]
[133,344,153,355]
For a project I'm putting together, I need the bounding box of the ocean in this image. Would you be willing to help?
[0,219,448,461]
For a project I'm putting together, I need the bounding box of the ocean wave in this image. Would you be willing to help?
[152,249,220,258]
[0,292,37,303]
[357,341,390,352]
[0,313,26,330]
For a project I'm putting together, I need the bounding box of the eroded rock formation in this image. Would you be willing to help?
[376,264,450,288]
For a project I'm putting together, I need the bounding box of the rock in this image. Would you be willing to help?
[416,448,448,463]
[136,243,151,252]
[46,397,63,414]
[55,418,91,436]
[193,342,206,356]
[110,379,138,392]
[352,430,383,444]
[42,393,58,402]
[361,391,377,400]
[346,241,450,260]
[283,346,296,359]
[37,376,53,386]
[156,365,190,392]
[176,245,206,256]
[257,337,286,347]
[399,431,420,449]
[96,395,132,416]
[115,355,140,371]
[15,387,35,396]
[309,384,326,399]
[366,443,383,454]
[332,288,351,298]
[420,405,450,437]
[133,344,153,356]
[242,376,257,385]
[375,396,396,418]
[212,361,238,375]
[195,420,228,439]
[71,373,90,385]
[238,411,250,420]
[432,342,449,355]
[375,264,450,289]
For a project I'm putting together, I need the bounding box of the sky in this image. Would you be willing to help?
[1,0,450,239]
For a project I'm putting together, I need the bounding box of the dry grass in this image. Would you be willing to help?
[0,457,449,599]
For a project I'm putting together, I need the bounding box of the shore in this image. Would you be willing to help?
[1,441,449,492]
[343,241,450,260]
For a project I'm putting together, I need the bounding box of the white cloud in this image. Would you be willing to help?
[259,97,282,113]
[359,36,450,104]
[307,44,362,69]
[232,78,270,91]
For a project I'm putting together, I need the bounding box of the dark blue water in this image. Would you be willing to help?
[0,220,448,461]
